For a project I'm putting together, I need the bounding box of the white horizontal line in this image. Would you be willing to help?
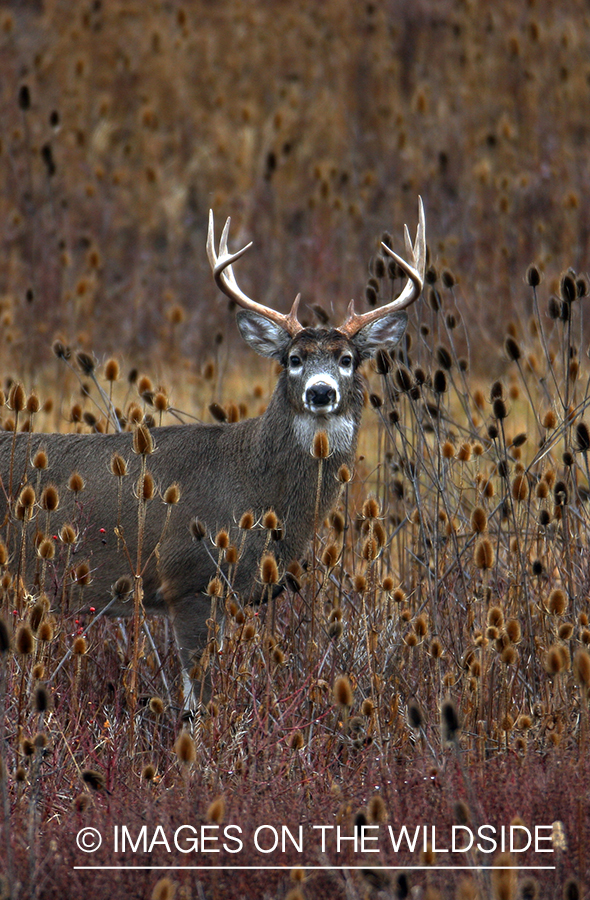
[73,865,556,871]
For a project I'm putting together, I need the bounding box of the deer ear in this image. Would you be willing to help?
[353,312,408,359]
[236,310,292,360]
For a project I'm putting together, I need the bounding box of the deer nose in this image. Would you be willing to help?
[306,383,337,409]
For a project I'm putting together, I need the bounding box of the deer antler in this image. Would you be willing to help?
[207,210,303,336]
[338,197,426,337]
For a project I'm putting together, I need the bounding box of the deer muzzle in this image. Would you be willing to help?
[304,375,340,413]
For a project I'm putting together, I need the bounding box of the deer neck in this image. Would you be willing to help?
[250,380,360,514]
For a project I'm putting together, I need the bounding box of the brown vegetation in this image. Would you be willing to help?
[1,1,590,898]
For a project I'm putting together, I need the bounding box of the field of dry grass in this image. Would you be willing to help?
[1,1,590,899]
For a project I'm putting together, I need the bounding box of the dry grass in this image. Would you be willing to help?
[1,1,590,898]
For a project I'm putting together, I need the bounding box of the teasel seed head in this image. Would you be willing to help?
[328,620,343,640]
[72,792,92,812]
[432,369,447,393]
[453,800,471,827]
[32,449,48,470]
[490,852,517,899]
[573,649,590,688]
[575,421,590,452]
[262,509,278,531]
[59,524,78,544]
[190,518,207,540]
[37,538,55,561]
[505,618,521,643]
[333,674,353,709]
[337,464,351,483]
[104,358,120,382]
[561,272,577,304]
[362,496,380,519]
[526,264,541,287]
[34,685,50,713]
[82,769,105,791]
[112,576,133,601]
[214,529,229,550]
[312,430,330,459]
[471,507,487,533]
[154,392,169,413]
[501,645,517,665]
[474,538,494,570]
[73,635,87,655]
[41,484,59,512]
[322,544,339,569]
[373,345,393,375]
[492,397,508,420]
[362,536,379,560]
[163,483,180,505]
[407,699,423,730]
[429,637,443,659]
[148,696,165,716]
[175,730,196,765]
[19,484,36,511]
[208,402,227,422]
[37,620,54,642]
[442,268,456,288]
[548,589,567,616]
[75,562,92,586]
[504,336,521,361]
[239,510,254,530]
[563,879,580,900]
[68,471,85,493]
[536,480,549,500]
[545,646,563,675]
[16,624,34,655]
[206,577,223,597]
[435,345,453,370]
[206,795,225,824]
[133,423,154,455]
[330,510,345,536]
[414,614,428,637]
[259,553,279,585]
[0,619,11,654]
[511,472,531,504]
[75,351,95,376]
[441,698,460,743]
[8,382,25,412]
[457,441,472,462]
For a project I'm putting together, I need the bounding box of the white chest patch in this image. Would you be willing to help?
[293,414,356,455]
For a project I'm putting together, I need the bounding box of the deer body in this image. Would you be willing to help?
[0,381,355,670]
[0,201,426,699]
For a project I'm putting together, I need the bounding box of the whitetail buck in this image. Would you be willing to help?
[0,199,425,703]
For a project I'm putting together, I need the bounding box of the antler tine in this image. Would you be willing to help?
[339,197,426,337]
[207,210,303,336]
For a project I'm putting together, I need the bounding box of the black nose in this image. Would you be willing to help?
[307,383,336,407]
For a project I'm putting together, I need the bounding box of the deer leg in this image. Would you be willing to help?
[164,593,213,718]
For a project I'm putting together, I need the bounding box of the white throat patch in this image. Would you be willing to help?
[293,414,356,455]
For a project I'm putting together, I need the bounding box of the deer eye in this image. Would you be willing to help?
[289,354,302,369]
[339,354,353,369]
